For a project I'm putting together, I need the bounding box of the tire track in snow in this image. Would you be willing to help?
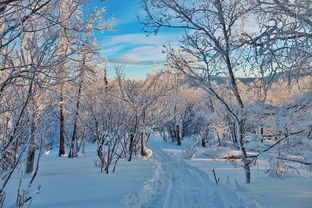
[141,140,215,208]
[138,139,249,208]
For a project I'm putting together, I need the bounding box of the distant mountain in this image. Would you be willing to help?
[211,76,255,84]
[184,71,311,87]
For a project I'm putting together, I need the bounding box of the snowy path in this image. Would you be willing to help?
[137,139,248,208]
[143,140,213,208]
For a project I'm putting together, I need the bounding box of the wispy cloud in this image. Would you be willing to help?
[103,33,180,46]
[131,46,162,55]
[102,43,126,55]
[91,0,185,78]
[102,32,182,66]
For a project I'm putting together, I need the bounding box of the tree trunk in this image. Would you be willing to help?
[176,124,181,145]
[59,82,66,156]
[224,46,249,182]
[140,132,145,156]
[231,122,238,147]
[128,134,134,161]
[168,124,175,142]
[260,127,264,143]
[237,119,251,184]
[69,82,82,158]
[216,132,221,146]
[104,69,108,93]
[26,95,37,173]
[244,164,251,184]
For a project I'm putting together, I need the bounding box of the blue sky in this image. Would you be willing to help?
[88,0,182,79]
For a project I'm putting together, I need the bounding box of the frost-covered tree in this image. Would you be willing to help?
[0,0,112,206]
[141,0,260,183]
[55,0,113,157]
[141,0,311,183]
[245,0,312,87]
[115,68,171,160]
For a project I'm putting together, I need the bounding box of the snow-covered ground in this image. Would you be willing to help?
[5,136,312,207]
[151,136,312,208]
[5,146,153,208]
[126,138,253,208]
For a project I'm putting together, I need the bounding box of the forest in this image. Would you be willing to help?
[0,0,311,207]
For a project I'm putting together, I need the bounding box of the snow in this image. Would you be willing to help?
[5,145,153,208]
[5,136,312,208]
[150,136,312,208]
[134,138,253,208]
[142,148,153,158]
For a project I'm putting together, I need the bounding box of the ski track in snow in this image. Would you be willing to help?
[132,139,248,208]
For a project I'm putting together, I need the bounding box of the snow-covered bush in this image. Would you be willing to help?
[182,136,200,160]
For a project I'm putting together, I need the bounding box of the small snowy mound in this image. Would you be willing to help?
[142,148,153,158]
[44,150,50,155]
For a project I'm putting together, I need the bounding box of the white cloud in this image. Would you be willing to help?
[102,44,125,55]
[103,32,182,47]
[102,32,182,66]
[130,45,163,55]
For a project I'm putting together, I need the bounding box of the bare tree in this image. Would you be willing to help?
[245,0,312,87]
[141,0,258,183]
[81,68,129,173]
[115,68,172,161]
